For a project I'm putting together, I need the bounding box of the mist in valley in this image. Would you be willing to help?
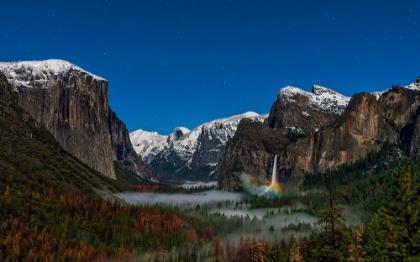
[117,189,243,207]
[117,186,319,244]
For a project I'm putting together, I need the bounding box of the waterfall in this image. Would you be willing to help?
[265,155,278,192]
[271,155,278,185]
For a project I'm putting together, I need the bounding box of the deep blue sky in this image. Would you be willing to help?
[2,0,420,134]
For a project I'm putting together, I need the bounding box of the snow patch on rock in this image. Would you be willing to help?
[278,85,350,115]
[371,91,384,100]
[405,80,420,91]
[0,59,106,89]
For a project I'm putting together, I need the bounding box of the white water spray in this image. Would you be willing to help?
[271,155,278,185]
[265,155,278,192]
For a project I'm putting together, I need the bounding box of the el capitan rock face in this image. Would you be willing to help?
[0,71,123,194]
[0,72,17,105]
[219,83,420,190]
[0,60,151,180]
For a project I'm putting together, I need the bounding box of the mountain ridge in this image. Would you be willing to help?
[131,111,268,180]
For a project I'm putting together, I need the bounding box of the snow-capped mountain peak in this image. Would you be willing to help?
[205,111,261,125]
[405,77,420,91]
[312,84,338,96]
[129,129,168,164]
[278,85,350,115]
[278,86,306,98]
[168,127,190,142]
[129,112,268,179]
[371,77,420,100]
[0,59,106,89]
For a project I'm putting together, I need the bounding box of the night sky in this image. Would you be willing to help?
[2,0,420,134]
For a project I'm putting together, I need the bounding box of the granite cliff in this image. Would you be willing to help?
[0,71,123,195]
[268,85,349,134]
[0,72,17,105]
[219,81,420,190]
[0,60,151,181]
[218,119,289,191]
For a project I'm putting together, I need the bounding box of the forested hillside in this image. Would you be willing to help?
[0,74,201,261]
[1,69,420,261]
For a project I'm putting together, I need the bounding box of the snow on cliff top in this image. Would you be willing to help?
[405,80,420,91]
[202,111,264,126]
[278,85,350,115]
[0,59,106,87]
[371,91,384,100]
[372,78,420,100]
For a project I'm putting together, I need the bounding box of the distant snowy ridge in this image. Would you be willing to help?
[166,111,267,163]
[168,127,191,143]
[278,85,350,115]
[130,126,192,164]
[404,78,420,91]
[130,112,268,177]
[371,78,420,100]
[0,59,105,89]
[130,130,169,164]
[277,80,420,106]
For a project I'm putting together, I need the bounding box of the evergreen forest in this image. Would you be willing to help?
[1,88,420,261]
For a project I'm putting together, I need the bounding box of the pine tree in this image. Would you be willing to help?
[264,239,285,262]
[225,239,236,262]
[212,235,223,261]
[306,173,351,261]
[250,238,264,262]
[347,227,365,262]
[363,158,420,261]
[4,185,10,196]
[191,243,198,262]
[237,236,246,261]
[142,253,151,262]
[289,242,302,262]
[245,236,252,261]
